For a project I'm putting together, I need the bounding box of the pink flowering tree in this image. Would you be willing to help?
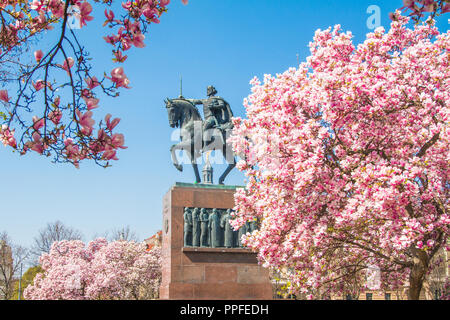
[0,0,187,168]
[230,13,449,300]
[23,239,162,300]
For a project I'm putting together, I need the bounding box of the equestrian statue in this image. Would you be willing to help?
[164,85,236,185]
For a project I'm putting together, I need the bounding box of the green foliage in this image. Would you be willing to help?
[10,266,43,300]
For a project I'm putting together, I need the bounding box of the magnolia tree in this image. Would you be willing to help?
[23,239,162,299]
[0,0,187,168]
[230,13,449,300]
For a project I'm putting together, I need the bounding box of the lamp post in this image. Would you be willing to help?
[18,262,23,300]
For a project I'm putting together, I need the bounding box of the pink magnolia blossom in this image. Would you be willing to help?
[32,80,46,91]
[32,116,44,130]
[0,89,9,102]
[27,131,46,154]
[83,97,99,110]
[105,114,121,131]
[143,7,158,19]
[34,49,43,63]
[63,138,81,167]
[111,133,126,149]
[30,0,45,11]
[84,76,100,90]
[132,33,145,48]
[78,2,94,28]
[103,35,117,45]
[113,50,127,63]
[0,125,17,148]
[59,57,74,74]
[104,9,115,25]
[108,67,130,88]
[76,109,95,136]
[230,15,449,300]
[48,108,62,125]
[102,147,118,160]
[394,0,449,21]
[1,0,187,167]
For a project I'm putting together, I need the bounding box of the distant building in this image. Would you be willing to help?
[0,240,13,299]
[144,231,162,251]
[271,246,449,300]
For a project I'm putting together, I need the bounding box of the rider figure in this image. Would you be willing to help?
[188,85,234,135]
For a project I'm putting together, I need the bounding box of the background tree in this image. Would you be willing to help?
[0,0,187,168]
[0,232,29,300]
[11,265,43,300]
[273,253,373,300]
[31,220,83,264]
[102,225,139,242]
[230,13,448,300]
[441,278,450,299]
[24,238,161,300]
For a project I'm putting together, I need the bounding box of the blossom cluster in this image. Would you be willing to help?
[24,239,162,300]
[393,0,450,22]
[0,0,187,167]
[230,14,449,298]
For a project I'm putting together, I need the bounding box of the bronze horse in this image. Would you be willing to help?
[165,97,236,184]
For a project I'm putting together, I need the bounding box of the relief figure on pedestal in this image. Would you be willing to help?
[208,208,221,248]
[221,209,235,248]
[184,207,258,248]
[249,219,258,233]
[237,221,248,247]
[200,208,209,247]
[192,207,201,247]
[183,208,193,247]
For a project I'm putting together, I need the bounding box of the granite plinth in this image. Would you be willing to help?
[159,183,272,300]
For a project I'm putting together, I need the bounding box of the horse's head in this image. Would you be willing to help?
[164,98,180,128]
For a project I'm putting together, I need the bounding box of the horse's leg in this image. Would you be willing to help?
[192,163,200,183]
[188,143,201,184]
[218,142,236,185]
[170,143,182,172]
[218,162,236,185]
[170,140,191,172]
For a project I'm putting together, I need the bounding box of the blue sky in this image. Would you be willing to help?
[1,0,448,247]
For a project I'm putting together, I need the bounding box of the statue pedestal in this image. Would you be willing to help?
[160,183,273,300]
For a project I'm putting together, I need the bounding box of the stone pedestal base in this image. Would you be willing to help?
[160,183,272,300]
